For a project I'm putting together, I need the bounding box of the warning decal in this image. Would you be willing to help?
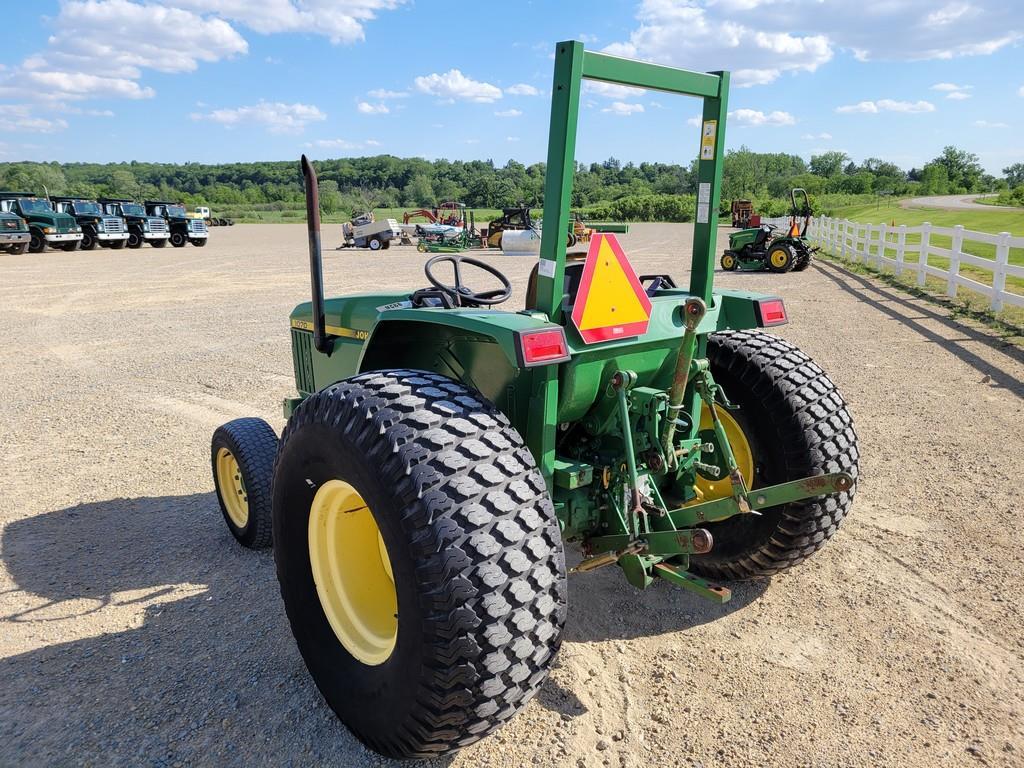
[570,233,652,344]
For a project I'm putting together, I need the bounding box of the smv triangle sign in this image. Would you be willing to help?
[570,233,652,344]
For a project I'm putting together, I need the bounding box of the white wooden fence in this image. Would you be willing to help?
[760,215,1024,312]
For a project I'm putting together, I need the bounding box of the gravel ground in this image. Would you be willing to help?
[1,223,1022,768]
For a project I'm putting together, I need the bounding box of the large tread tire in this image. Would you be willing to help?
[211,417,278,549]
[29,229,45,253]
[272,369,567,759]
[691,331,859,580]
[793,251,812,271]
[170,231,187,248]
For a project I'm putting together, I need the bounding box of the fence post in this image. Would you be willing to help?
[878,223,888,269]
[865,224,874,266]
[947,224,964,298]
[918,222,931,286]
[992,231,1010,312]
[895,225,906,277]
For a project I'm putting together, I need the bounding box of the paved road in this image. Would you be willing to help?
[901,194,1016,211]
[1,224,1022,767]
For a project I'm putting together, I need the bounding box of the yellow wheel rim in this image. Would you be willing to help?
[215,447,249,528]
[692,405,755,503]
[308,480,397,666]
[770,248,789,268]
[722,254,735,269]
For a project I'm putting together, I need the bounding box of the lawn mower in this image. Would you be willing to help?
[210,41,858,760]
[720,188,816,272]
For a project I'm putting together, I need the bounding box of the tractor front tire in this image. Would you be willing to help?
[767,243,795,273]
[211,417,278,549]
[691,330,859,581]
[721,251,738,271]
[272,370,567,759]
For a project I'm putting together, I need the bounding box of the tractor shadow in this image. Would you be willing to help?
[814,260,1024,396]
[0,493,451,768]
[1,494,765,763]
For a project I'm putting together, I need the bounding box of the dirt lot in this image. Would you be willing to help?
[1,223,1022,768]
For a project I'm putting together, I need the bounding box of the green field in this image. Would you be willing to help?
[824,200,1024,325]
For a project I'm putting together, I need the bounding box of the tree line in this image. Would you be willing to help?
[0,145,1013,222]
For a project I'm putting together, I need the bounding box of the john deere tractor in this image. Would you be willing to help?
[210,42,858,760]
[721,188,816,273]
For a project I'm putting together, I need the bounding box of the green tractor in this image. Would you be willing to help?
[721,187,816,273]
[210,42,857,760]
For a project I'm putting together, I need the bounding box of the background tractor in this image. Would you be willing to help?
[210,42,858,760]
[720,188,816,273]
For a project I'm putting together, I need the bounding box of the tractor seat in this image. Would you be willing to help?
[753,226,771,248]
[525,253,587,309]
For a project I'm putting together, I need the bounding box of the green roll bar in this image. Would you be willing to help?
[531,41,730,316]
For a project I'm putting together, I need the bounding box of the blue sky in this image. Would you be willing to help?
[0,0,1021,175]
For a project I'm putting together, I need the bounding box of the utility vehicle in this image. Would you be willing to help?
[721,188,815,272]
[339,211,402,250]
[210,42,858,760]
[0,209,30,254]
[0,192,83,252]
[145,200,209,247]
[52,197,129,250]
[99,198,169,248]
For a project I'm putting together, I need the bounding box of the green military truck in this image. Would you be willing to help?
[98,198,169,249]
[0,208,30,255]
[52,197,129,250]
[144,200,209,248]
[0,192,83,252]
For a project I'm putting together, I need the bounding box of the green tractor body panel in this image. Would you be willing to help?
[728,226,762,250]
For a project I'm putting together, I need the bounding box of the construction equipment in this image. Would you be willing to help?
[415,212,478,252]
[99,199,170,249]
[730,199,755,228]
[338,211,402,251]
[195,206,234,226]
[210,42,858,760]
[146,201,209,248]
[483,203,534,248]
[720,188,815,273]
[402,201,465,228]
[0,207,30,254]
[0,192,83,252]
[52,197,129,250]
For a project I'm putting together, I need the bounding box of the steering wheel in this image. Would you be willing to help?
[423,254,512,307]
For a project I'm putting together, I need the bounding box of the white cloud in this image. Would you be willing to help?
[578,33,599,43]
[0,105,68,133]
[602,101,645,115]
[1019,85,1024,97]
[946,91,971,100]
[304,137,381,151]
[606,0,1021,88]
[730,108,796,126]
[171,0,402,45]
[367,88,408,99]
[192,101,326,133]
[836,99,935,114]
[357,101,389,114]
[506,136,520,142]
[464,138,480,144]
[506,83,540,96]
[494,108,522,117]
[931,82,969,91]
[686,116,701,127]
[802,132,833,140]
[585,81,646,99]
[414,69,502,102]
[974,119,1009,128]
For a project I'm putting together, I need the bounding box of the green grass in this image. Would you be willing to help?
[823,199,1024,326]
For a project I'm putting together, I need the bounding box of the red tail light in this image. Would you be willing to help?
[753,298,788,327]
[514,328,571,367]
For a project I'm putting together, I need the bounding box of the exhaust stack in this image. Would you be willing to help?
[300,154,330,353]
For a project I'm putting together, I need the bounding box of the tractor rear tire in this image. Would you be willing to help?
[211,417,278,549]
[792,251,812,271]
[767,243,795,273]
[272,370,567,759]
[691,330,859,581]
